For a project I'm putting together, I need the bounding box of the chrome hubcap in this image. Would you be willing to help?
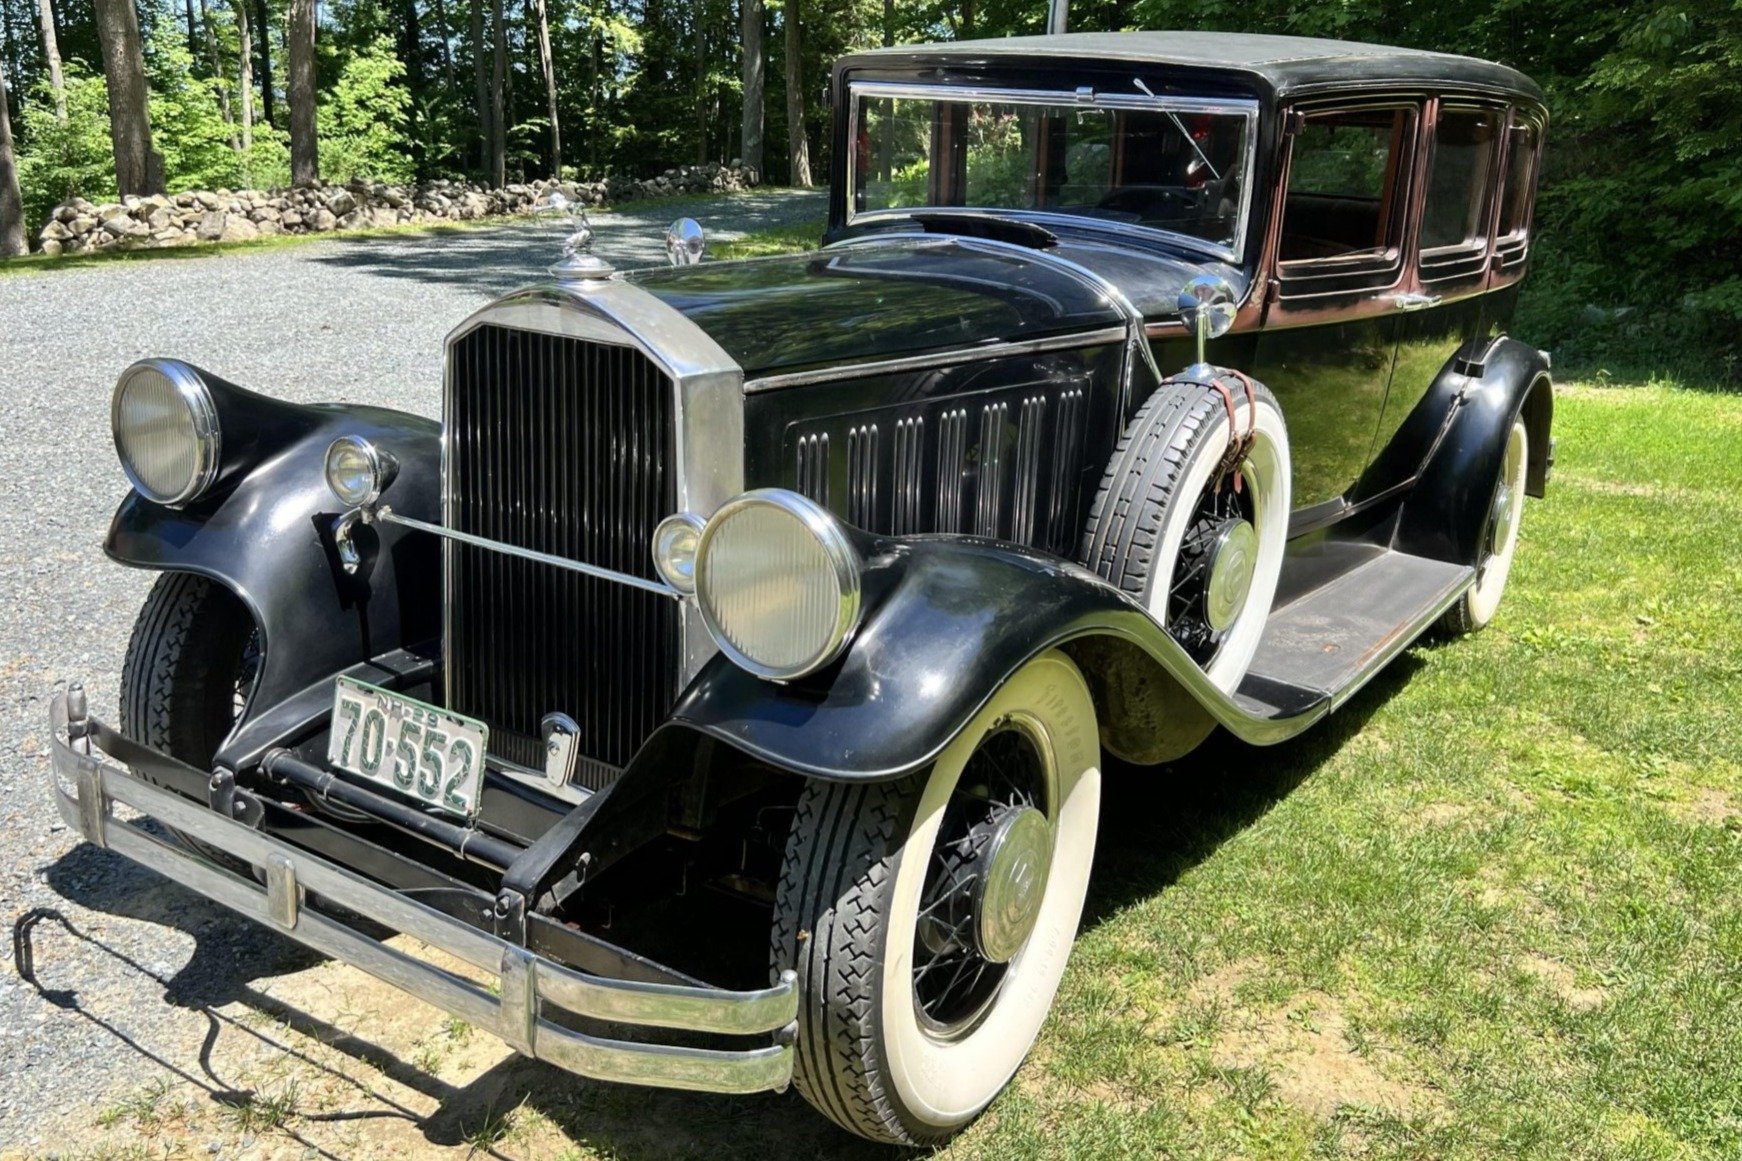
[971,806,1053,964]
[1205,518,1259,633]
[1489,482,1517,558]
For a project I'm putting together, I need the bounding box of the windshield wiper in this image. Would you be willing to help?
[1134,78,1222,183]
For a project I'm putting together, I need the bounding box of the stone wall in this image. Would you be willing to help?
[34,163,760,256]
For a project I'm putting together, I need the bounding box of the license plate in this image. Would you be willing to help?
[326,677,490,819]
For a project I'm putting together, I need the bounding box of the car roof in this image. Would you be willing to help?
[839,31,1544,105]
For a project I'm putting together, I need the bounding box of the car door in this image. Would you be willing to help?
[1252,100,1422,522]
[1358,99,1510,502]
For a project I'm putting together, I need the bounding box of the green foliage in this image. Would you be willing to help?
[316,35,415,184]
[15,66,115,228]
[145,24,247,190]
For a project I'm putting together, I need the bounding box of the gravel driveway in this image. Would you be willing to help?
[0,188,849,1158]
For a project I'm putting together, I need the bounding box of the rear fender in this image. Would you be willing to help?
[106,400,441,768]
[1395,338,1551,566]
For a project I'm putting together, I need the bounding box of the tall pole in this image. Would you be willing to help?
[1047,0,1068,35]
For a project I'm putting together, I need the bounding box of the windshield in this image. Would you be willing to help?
[850,85,1256,258]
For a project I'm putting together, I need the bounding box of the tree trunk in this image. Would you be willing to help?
[287,0,318,185]
[489,0,506,185]
[882,0,892,47]
[254,0,274,126]
[36,0,66,122]
[235,0,255,151]
[184,0,199,59]
[0,61,26,258]
[529,0,559,177]
[783,0,808,186]
[431,0,458,94]
[740,0,763,173]
[197,0,239,150]
[693,5,707,164]
[93,0,162,196]
[470,0,491,172]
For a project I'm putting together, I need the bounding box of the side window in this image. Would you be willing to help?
[1420,107,1502,253]
[1278,108,1414,265]
[1498,119,1540,241]
[1491,116,1541,280]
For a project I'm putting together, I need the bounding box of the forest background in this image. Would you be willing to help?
[0,0,1734,375]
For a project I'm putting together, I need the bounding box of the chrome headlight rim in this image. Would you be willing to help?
[695,489,863,682]
[110,358,222,508]
[324,434,395,509]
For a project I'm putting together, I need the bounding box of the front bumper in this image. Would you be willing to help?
[45,689,797,1094]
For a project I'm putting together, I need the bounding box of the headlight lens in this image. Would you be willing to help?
[111,359,221,506]
[695,490,863,680]
[651,512,706,594]
[324,435,393,507]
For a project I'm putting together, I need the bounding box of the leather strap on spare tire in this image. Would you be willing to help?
[1079,371,1291,693]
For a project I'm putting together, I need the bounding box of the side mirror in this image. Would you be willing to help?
[665,218,706,266]
[1177,275,1237,378]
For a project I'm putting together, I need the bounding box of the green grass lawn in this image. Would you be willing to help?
[947,381,1742,1160]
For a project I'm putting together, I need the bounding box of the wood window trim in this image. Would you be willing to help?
[1268,101,1421,310]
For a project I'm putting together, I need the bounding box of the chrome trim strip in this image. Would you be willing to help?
[376,506,683,600]
[742,325,1128,392]
[47,692,798,1096]
[844,81,1261,264]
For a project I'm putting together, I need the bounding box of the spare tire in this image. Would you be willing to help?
[1080,374,1291,693]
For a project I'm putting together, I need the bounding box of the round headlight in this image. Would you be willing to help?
[324,435,393,508]
[652,512,706,594]
[695,490,863,680]
[111,359,220,506]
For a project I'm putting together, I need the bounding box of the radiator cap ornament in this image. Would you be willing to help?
[537,191,614,281]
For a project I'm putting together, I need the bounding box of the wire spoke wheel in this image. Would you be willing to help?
[772,650,1101,1145]
[911,726,1051,1037]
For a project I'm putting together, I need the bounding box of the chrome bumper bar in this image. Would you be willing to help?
[45,689,797,1094]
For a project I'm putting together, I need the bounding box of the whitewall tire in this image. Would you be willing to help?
[771,650,1101,1145]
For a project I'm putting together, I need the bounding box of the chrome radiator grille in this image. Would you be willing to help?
[445,324,680,787]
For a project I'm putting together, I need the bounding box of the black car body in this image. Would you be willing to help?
[50,31,1551,1145]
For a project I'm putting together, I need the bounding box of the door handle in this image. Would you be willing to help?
[1393,292,1442,312]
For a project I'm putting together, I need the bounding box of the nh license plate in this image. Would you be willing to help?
[326,677,490,818]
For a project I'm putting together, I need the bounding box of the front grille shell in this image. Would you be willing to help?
[441,288,745,791]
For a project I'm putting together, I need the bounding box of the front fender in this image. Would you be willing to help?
[667,538,1310,781]
[106,401,441,765]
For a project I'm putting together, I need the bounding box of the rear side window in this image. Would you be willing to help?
[1279,108,1413,263]
[1421,108,1502,251]
[1498,119,1540,239]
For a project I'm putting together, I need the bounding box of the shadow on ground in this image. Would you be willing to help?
[17,649,1422,1159]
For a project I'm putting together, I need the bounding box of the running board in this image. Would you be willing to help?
[1232,552,1474,725]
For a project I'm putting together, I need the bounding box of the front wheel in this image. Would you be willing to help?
[120,572,261,862]
[771,651,1101,1145]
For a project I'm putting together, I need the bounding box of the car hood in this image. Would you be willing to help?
[624,235,1238,379]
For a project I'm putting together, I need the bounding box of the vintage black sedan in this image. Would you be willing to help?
[49,31,1550,1145]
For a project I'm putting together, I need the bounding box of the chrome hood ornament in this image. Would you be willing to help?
[536,191,614,281]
